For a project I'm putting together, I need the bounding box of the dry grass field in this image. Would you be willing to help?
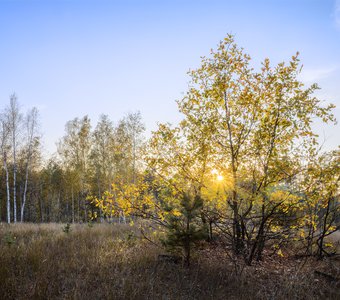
[0,223,339,300]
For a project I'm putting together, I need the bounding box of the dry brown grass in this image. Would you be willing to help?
[0,223,339,300]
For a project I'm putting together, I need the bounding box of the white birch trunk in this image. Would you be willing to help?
[1,119,11,223]
[3,151,11,223]
[9,94,21,224]
[21,161,29,222]
[13,134,17,223]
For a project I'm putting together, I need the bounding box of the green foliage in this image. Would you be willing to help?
[62,223,71,234]
[124,230,138,246]
[3,231,16,246]
[160,193,207,266]
[87,220,94,228]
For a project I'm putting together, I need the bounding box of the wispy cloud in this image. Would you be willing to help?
[299,66,338,83]
[334,0,340,30]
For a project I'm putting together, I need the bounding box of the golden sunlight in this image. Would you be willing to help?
[217,175,224,181]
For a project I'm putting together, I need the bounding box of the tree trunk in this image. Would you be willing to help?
[209,220,213,241]
[13,157,17,223]
[3,151,11,223]
[57,190,61,222]
[71,186,75,223]
[184,214,191,267]
[77,196,80,222]
[247,225,264,265]
[39,194,43,222]
[317,196,331,259]
[21,160,30,222]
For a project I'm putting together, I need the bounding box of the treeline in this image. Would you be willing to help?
[0,97,145,223]
[1,35,339,266]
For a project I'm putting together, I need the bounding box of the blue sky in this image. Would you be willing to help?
[0,0,339,155]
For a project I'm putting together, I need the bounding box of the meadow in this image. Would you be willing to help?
[0,223,339,300]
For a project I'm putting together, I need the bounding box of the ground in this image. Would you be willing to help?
[0,223,339,299]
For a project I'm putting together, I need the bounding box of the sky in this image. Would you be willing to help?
[0,0,339,155]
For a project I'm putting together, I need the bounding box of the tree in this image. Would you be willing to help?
[21,107,40,222]
[91,114,116,196]
[116,112,145,184]
[58,116,92,222]
[0,113,11,223]
[176,35,335,264]
[300,148,340,258]
[6,94,22,223]
[177,35,263,254]
[160,192,207,266]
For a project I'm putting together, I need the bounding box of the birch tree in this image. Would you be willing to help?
[20,107,39,221]
[116,112,145,184]
[58,116,92,222]
[7,94,22,223]
[91,114,116,195]
[0,114,11,223]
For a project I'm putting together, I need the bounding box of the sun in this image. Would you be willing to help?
[217,175,224,181]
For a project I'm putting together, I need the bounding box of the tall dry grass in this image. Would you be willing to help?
[0,223,339,299]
